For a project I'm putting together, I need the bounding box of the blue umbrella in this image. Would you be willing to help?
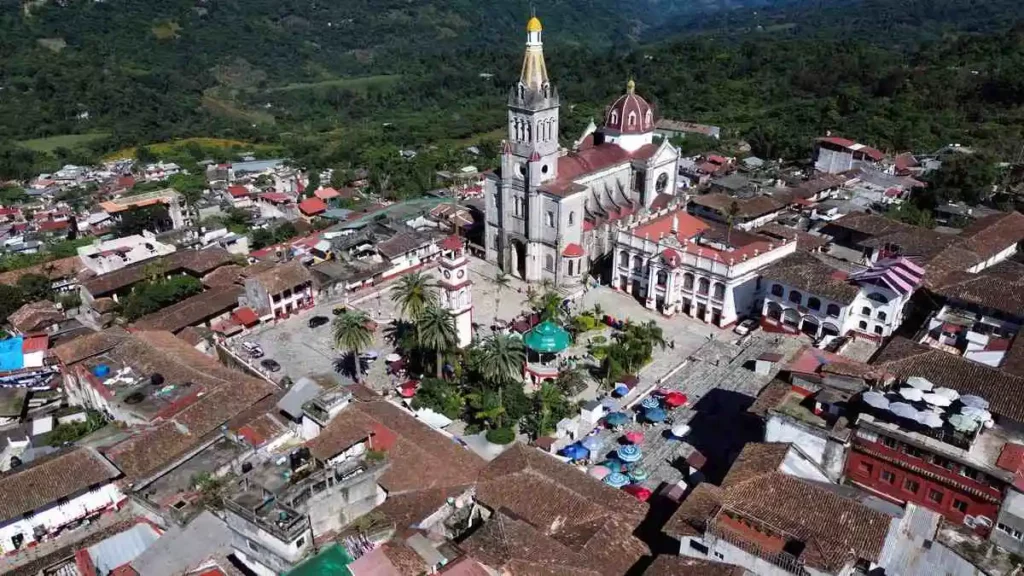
[581,436,604,451]
[603,472,629,488]
[645,407,667,423]
[599,459,623,472]
[605,412,628,427]
[613,384,630,397]
[617,444,642,463]
[560,444,588,461]
[640,396,660,409]
[629,467,649,482]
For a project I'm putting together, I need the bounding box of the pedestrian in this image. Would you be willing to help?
[669,340,675,350]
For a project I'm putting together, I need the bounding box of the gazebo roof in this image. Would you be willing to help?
[523,320,571,353]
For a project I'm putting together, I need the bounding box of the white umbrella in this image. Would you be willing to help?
[671,424,691,438]
[922,393,952,407]
[933,387,960,401]
[906,376,934,391]
[386,353,402,363]
[961,406,992,423]
[916,411,944,428]
[862,391,890,410]
[949,413,981,433]
[899,387,924,402]
[961,395,990,410]
[889,402,920,420]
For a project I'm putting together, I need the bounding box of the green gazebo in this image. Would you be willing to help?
[524,320,571,354]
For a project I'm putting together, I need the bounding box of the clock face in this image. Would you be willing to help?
[443,270,452,279]
[457,269,465,279]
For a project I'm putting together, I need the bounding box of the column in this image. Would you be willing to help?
[645,262,658,310]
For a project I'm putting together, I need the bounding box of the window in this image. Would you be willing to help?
[867,292,889,304]
[862,306,871,316]
[611,111,619,125]
[712,283,725,301]
[248,540,260,553]
[960,467,980,481]
[689,540,710,555]
[877,311,887,321]
[684,274,695,291]
[857,461,873,476]
[645,110,653,127]
[568,211,575,225]
[714,552,724,560]
[656,173,669,194]
[619,252,630,268]
[827,304,841,318]
[952,499,968,513]
[698,278,710,296]
[788,290,802,305]
[808,297,821,311]
[657,271,668,286]
[771,284,784,297]
[545,254,554,272]
[632,255,643,273]
[295,537,306,548]
[880,470,896,484]
[874,325,884,335]
[933,456,956,471]
[859,320,868,330]
[628,112,637,127]
[928,488,944,504]
[903,445,924,458]
[998,523,1024,540]
[883,437,898,449]
[546,211,555,227]
[903,479,920,494]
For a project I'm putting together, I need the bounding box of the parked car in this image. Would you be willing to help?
[242,341,264,358]
[733,318,759,336]
[308,315,330,328]
[260,359,281,372]
[332,306,348,316]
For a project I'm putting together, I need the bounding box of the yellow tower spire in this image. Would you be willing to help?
[520,13,549,91]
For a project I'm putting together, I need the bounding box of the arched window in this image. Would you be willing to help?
[713,282,725,301]
[568,212,575,225]
[877,311,888,321]
[788,291,802,305]
[683,273,694,291]
[698,278,710,296]
[771,284,784,297]
[656,173,668,194]
[611,111,619,125]
[868,292,889,304]
[861,306,871,316]
[645,110,653,127]
[767,302,783,320]
[808,297,821,311]
[567,259,575,276]
[545,254,554,272]
[628,112,637,128]
[859,320,868,330]
[874,325,884,335]
[632,255,643,273]
[827,304,840,318]
[619,251,629,268]
[656,271,668,286]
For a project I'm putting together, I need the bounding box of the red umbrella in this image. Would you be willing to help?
[624,431,644,444]
[399,380,419,398]
[622,484,652,502]
[663,392,688,408]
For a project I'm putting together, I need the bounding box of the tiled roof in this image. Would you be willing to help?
[202,264,245,288]
[375,485,472,539]
[0,256,86,286]
[872,336,1024,421]
[0,447,120,523]
[131,286,243,333]
[298,197,328,216]
[82,248,235,297]
[541,141,663,197]
[377,232,432,260]
[720,442,790,488]
[689,193,787,218]
[719,472,890,572]
[245,260,313,296]
[761,251,860,303]
[663,483,723,538]
[931,260,1024,317]
[9,300,64,333]
[755,223,829,252]
[958,211,1024,262]
[461,513,603,576]
[53,327,128,365]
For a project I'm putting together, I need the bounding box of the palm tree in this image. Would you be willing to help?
[390,272,437,321]
[493,272,510,321]
[535,291,568,324]
[333,310,373,383]
[478,334,526,386]
[591,303,604,319]
[466,388,506,430]
[418,306,458,378]
[725,200,741,245]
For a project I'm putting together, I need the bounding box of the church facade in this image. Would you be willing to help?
[484,16,681,285]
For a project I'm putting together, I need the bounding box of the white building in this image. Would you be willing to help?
[0,448,124,555]
[243,260,315,320]
[612,209,797,328]
[98,188,191,231]
[77,233,177,275]
[437,236,473,348]
[761,253,924,340]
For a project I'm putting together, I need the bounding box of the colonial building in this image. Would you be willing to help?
[612,209,796,328]
[485,15,680,284]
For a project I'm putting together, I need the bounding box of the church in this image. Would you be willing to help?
[484,15,681,284]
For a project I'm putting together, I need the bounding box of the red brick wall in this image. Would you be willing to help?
[845,445,1001,536]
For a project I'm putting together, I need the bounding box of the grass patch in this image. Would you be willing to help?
[152,20,182,40]
[201,95,276,126]
[104,137,279,161]
[267,74,401,93]
[36,37,66,52]
[17,132,110,153]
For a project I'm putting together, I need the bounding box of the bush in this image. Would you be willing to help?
[571,314,598,333]
[486,427,515,445]
[590,335,607,345]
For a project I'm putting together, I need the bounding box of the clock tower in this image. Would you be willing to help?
[438,235,473,348]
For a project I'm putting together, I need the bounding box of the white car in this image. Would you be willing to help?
[733,318,759,336]
[242,341,264,358]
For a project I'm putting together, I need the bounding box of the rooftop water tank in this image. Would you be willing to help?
[93,364,110,378]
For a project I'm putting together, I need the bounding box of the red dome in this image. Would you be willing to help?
[604,80,654,135]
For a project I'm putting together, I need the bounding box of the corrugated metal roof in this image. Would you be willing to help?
[88,522,161,575]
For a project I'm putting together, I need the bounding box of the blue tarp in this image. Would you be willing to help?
[0,337,24,372]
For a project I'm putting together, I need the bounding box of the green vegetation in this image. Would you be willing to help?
[0,237,94,273]
[485,427,516,445]
[121,275,203,320]
[250,221,298,250]
[599,320,667,384]
[17,133,110,153]
[269,75,403,93]
[332,310,374,383]
[46,410,107,447]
